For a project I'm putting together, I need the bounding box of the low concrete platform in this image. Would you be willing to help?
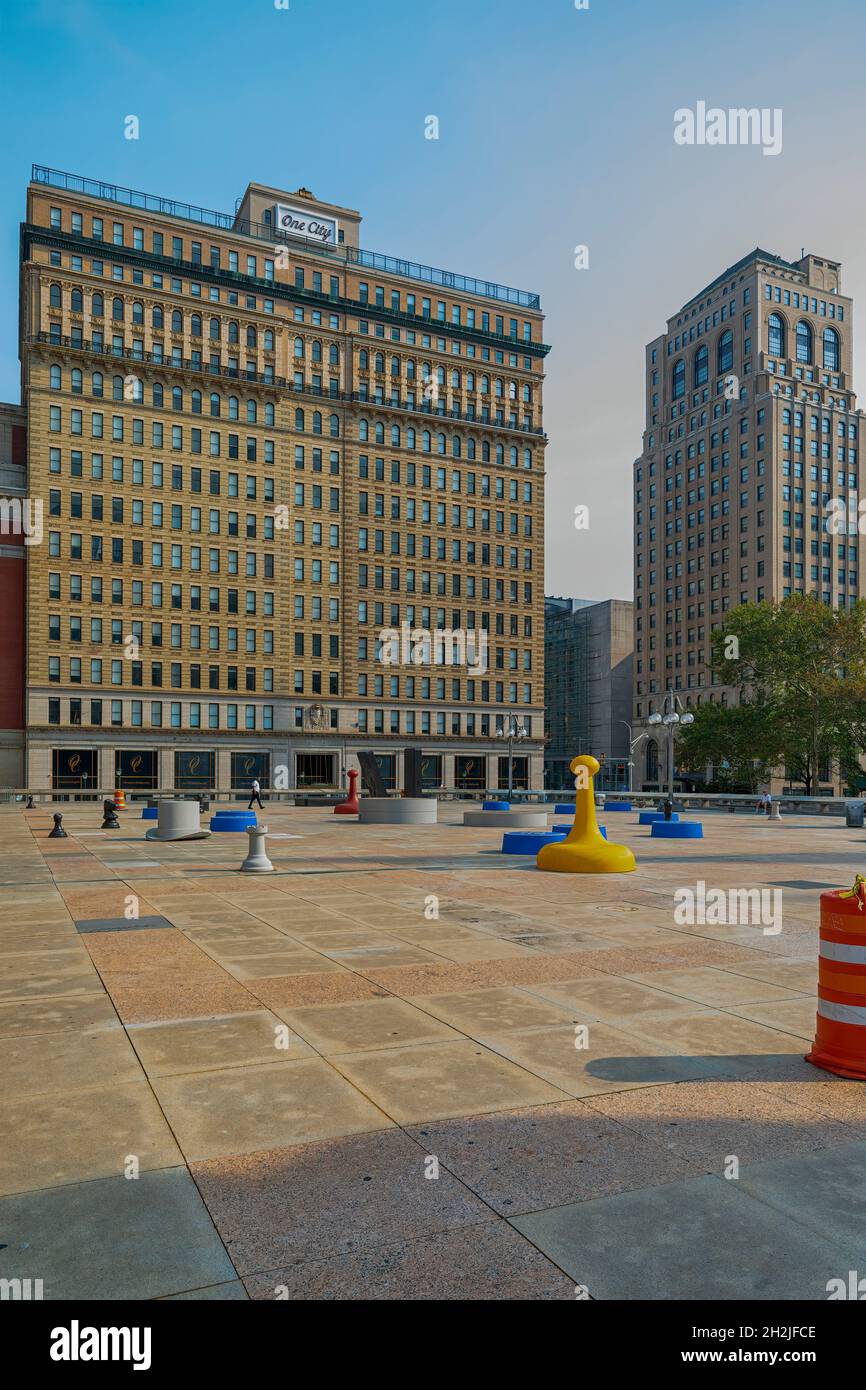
[463,809,549,829]
[358,797,437,825]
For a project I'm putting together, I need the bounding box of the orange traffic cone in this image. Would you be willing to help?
[114,788,127,811]
[806,876,866,1080]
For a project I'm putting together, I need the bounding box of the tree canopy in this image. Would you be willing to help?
[676,595,866,793]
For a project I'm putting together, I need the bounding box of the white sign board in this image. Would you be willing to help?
[274,203,337,246]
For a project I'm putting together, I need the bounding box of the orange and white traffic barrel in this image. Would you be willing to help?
[806,877,866,1080]
[114,788,127,810]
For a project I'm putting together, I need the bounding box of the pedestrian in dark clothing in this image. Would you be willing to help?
[248,778,264,811]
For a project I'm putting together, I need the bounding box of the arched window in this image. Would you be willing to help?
[191,390,202,414]
[796,320,813,363]
[391,425,400,446]
[92,371,103,397]
[190,314,202,337]
[312,411,322,435]
[132,301,144,325]
[228,321,239,344]
[452,436,462,458]
[152,304,163,330]
[112,296,124,321]
[71,288,83,313]
[672,358,685,399]
[509,445,518,466]
[375,352,385,374]
[172,386,183,411]
[210,393,221,417]
[767,313,785,357]
[358,348,368,370]
[374,422,384,444]
[823,327,840,371]
[495,444,504,465]
[70,368,82,394]
[481,374,490,394]
[152,383,164,407]
[264,402,275,426]
[391,356,401,378]
[717,330,733,374]
[246,400,257,423]
[49,364,61,389]
[329,343,338,366]
[494,377,503,398]
[422,430,431,453]
[112,375,124,401]
[246,325,257,348]
[467,438,476,460]
[171,309,182,333]
[646,739,659,783]
[482,441,491,462]
[294,336,304,359]
[311,340,322,363]
[49,283,62,308]
[295,408,305,431]
[228,396,239,420]
[209,317,221,340]
[263,330,274,351]
[436,432,446,455]
[92,292,104,317]
[406,427,416,450]
[451,369,460,389]
[358,418,369,441]
[329,413,339,438]
[693,345,708,387]
[406,359,416,380]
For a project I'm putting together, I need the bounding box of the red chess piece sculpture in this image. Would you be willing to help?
[334,767,360,815]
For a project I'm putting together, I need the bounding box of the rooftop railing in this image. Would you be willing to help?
[32,165,541,309]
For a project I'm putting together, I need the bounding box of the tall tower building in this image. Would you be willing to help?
[633,248,864,790]
[18,166,548,795]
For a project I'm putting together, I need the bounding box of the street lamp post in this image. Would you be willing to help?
[497,713,527,798]
[648,694,694,800]
[617,720,650,795]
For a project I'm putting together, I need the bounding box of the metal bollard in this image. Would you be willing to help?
[240,824,274,873]
[48,813,67,839]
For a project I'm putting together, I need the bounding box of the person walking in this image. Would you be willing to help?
[248,777,264,811]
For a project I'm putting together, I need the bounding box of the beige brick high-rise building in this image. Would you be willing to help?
[633,247,865,792]
[19,165,548,795]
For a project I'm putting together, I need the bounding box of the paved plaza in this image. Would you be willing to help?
[0,801,864,1300]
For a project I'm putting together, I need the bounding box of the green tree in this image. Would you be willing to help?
[677,595,866,794]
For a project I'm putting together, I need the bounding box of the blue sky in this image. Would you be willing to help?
[2,0,865,599]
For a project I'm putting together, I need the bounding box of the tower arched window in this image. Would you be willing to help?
[795,320,813,363]
[767,313,785,357]
[823,327,840,371]
[717,330,733,374]
[693,345,708,387]
[672,358,685,399]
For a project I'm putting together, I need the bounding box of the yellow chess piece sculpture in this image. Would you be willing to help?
[537,754,636,874]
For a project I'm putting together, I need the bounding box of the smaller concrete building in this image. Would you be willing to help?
[544,597,633,790]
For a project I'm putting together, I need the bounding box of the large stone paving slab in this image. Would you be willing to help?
[511,1170,856,1300]
[0,1167,236,1299]
[191,1128,496,1272]
[242,1221,576,1300]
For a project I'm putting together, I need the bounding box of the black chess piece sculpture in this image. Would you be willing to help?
[101,798,120,829]
[48,813,67,838]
